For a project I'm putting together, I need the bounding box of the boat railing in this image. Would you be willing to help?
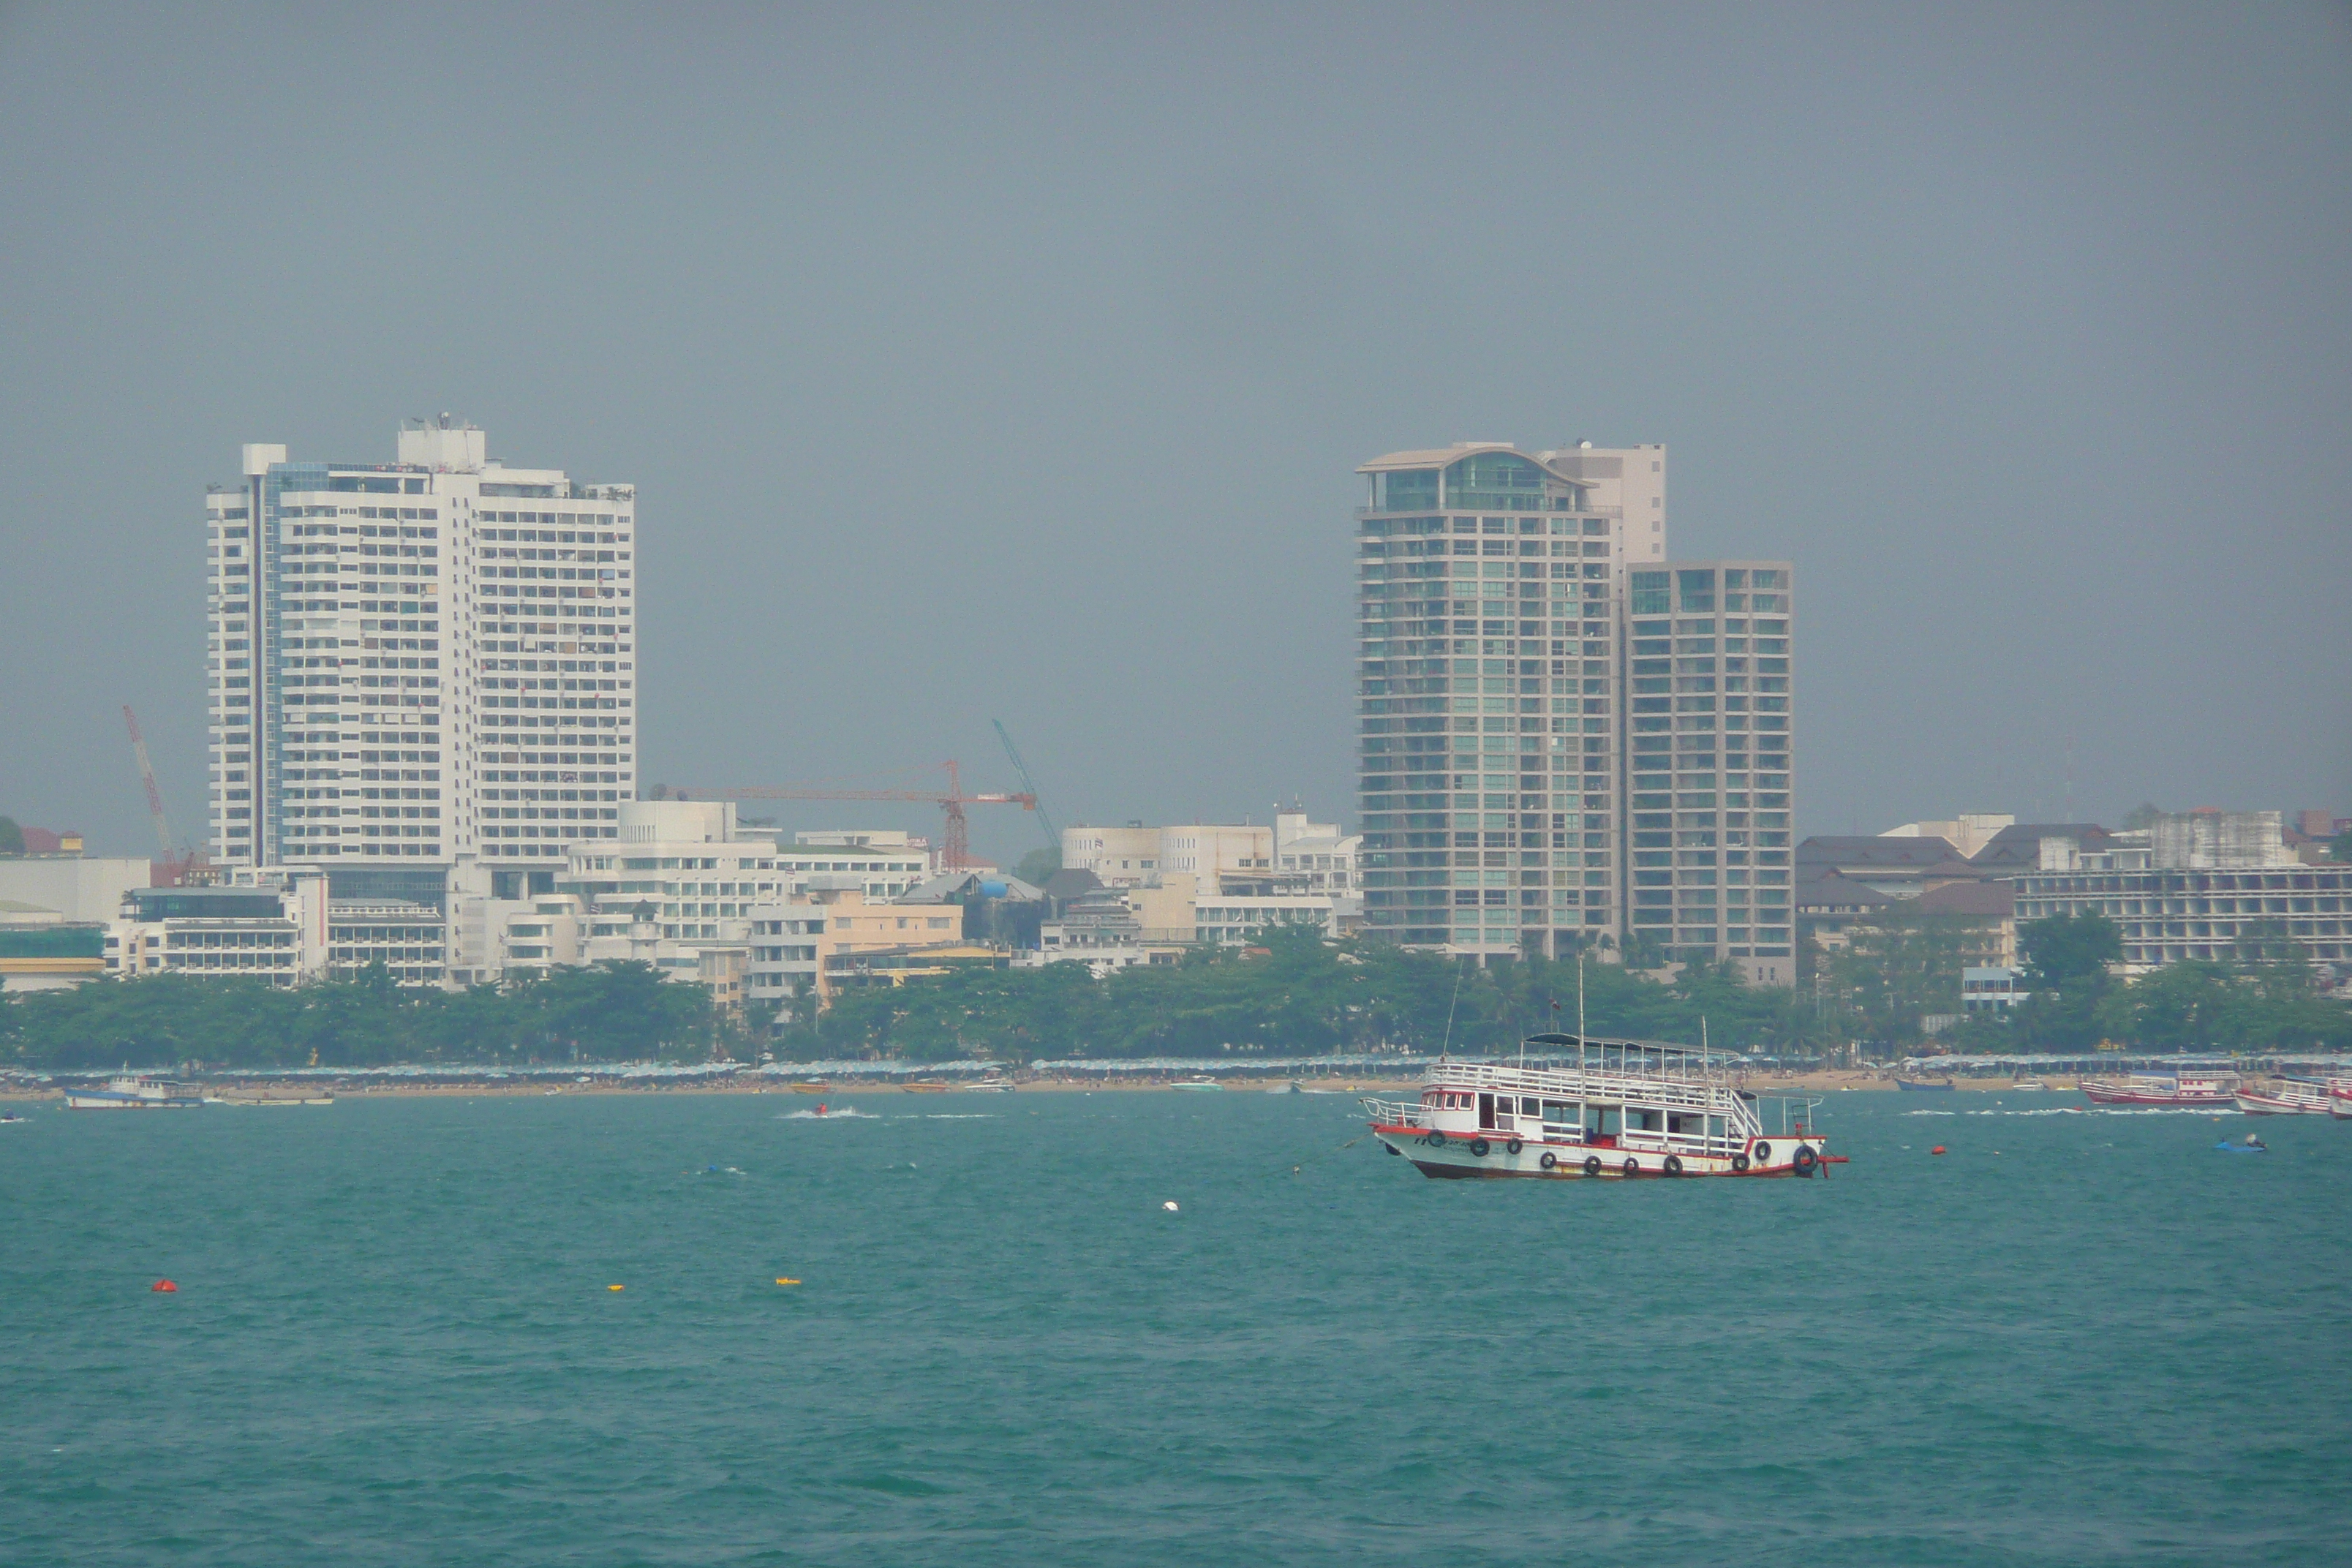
[1365,1097,1765,1156]
[1758,1094,1823,1135]
[1429,1060,1740,1112]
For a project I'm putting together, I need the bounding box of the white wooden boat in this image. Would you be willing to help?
[66,1075,205,1111]
[1364,1034,1839,1180]
[2234,1083,2333,1115]
[2080,1071,2239,1107]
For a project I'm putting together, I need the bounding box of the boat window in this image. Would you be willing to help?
[1542,1100,1574,1123]
[1477,1093,1496,1130]
[1667,1112,1702,1137]
[1519,1096,1540,1117]
[1593,1107,1621,1136]
[1628,1108,1662,1133]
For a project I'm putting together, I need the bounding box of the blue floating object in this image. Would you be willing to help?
[2215,1142,2268,1153]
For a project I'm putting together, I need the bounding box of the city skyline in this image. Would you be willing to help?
[3,7,2346,864]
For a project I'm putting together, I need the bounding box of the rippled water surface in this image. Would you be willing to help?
[3,1090,2346,1566]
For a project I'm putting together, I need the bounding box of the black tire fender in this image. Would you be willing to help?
[1538,1151,1558,1171]
[1730,1151,1751,1174]
[1621,1156,1641,1179]
[1505,1137,1523,1156]
[1662,1154,1684,1177]
[1794,1145,1819,1177]
[1581,1155,1603,1177]
[1754,1141,1772,1164]
[1467,1137,1490,1158]
[1425,1131,1446,1148]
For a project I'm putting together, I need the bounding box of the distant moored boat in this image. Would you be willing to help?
[2080,1072,2239,1108]
[66,1075,205,1111]
[2234,1083,2333,1115]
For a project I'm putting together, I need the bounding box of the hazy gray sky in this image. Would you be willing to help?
[4,2,2348,866]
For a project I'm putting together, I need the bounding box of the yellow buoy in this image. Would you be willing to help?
[775,1278,800,1286]
[608,1284,625,1292]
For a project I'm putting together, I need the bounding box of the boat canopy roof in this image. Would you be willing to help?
[1512,1031,1749,1064]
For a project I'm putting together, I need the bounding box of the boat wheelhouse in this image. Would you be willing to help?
[1362,1033,1838,1180]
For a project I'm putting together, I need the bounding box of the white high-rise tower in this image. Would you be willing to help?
[204,418,639,899]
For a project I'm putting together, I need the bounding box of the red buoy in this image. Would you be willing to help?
[151,1279,178,1292]
[1931,1146,1947,1156]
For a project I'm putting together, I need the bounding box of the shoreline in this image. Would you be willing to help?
[0,1069,2087,1101]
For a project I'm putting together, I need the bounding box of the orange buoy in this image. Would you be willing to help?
[607,1284,625,1292]
[151,1279,178,1292]
[775,1278,800,1286]
[1931,1145,1946,1156]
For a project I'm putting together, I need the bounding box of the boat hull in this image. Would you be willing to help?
[66,1093,203,1110]
[1371,1124,1836,1179]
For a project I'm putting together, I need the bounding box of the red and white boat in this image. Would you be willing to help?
[2235,1082,2334,1116]
[1364,1034,1842,1180]
[2078,1071,2239,1108]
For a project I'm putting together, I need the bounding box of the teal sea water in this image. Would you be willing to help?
[3,1090,2346,1566]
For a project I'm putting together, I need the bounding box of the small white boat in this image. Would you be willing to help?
[2235,1083,2333,1116]
[1171,1077,1224,1092]
[967,1077,1017,1093]
[67,1075,205,1111]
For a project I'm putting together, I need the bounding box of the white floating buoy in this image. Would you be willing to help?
[1161,1201,1180,1213]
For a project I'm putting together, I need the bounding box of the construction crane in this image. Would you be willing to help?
[666,761,1033,872]
[123,705,208,884]
[991,720,1059,851]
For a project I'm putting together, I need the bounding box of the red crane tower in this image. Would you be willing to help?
[123,705,216,885]
[663,761,1034,872]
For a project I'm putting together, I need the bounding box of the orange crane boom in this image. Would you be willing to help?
[668,761,1033,872]
[123,705,175,859]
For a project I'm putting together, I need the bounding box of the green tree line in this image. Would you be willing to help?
[1812,906,2351,1054]
[1991,911,2351,1053]
[777,929,1815,1063]
[0,961,720,1071]
[4,918,2342,1070]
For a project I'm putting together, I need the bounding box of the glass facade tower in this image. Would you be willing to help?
[1353,442,1794,976]
[1353,444,1655,959]
[1620,561,1796,968]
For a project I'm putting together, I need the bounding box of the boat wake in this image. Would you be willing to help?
[1906,1105,2223,1118]
[895,1113,998,1120]
[774,1107,878,1120]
